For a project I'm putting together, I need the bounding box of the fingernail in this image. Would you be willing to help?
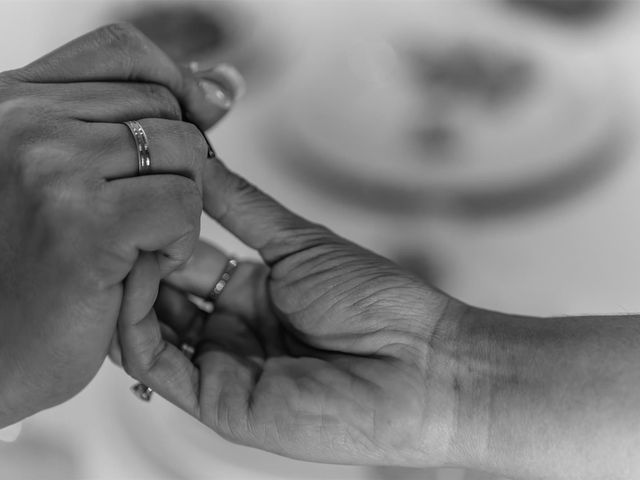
[197,63,246,108]
[199,78,234,109]
[207,63,246,101]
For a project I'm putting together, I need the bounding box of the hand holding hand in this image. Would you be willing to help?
[116,158,467,466]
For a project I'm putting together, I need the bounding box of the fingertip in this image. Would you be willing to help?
[200,63,246,102]
[182,63,245,130]
[198,78,234,110]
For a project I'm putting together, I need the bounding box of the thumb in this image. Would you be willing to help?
[183,62,246,130]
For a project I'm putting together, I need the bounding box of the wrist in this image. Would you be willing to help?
[440,305,640,479]
[431,303,548,475]
[423,300,497,470]
[452,305,583,479]
[438,305,512,472]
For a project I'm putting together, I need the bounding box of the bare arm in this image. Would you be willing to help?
[444,306,640,479]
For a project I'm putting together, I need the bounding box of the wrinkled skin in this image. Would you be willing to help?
[116,159,466,466]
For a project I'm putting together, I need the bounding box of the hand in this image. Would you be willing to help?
[116,158,468,466]
[116,161,640,479]
[0,23,238,426]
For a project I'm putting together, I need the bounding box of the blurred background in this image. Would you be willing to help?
[1,0,640,478]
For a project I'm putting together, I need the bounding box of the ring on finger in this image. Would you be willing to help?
[123,120,152,175]
[207,257,238,307]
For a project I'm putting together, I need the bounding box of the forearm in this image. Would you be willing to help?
[446,306,640,479]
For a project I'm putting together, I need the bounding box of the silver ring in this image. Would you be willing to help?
[207,258,238,305]
[124,120,152,175]
[181,342,196,359]
[131,383,153,402]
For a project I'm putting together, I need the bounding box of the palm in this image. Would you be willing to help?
[169,239,452,464]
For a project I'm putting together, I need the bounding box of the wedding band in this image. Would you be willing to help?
[181,342,196,359]
[124,120,152,175]
[131,383,153,402]
[207,258,238,304]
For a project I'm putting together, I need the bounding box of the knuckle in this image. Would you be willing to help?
[211,170,261,225]
[231,173,257,197]
[0,97,69,189]
[100,22,144,49]
[0,96,41,138]
[98,23,148,71]
[120,339,163,379]
[87,192,139,283]
[93,192,126,238]
[142,83,181,119]
[120,355,138,378]
[180,122,207,156]
[221,173,260,213]
[169,177,203,223]
[0,94,64,154]
[268,219,333,251]
[169,123,207,175]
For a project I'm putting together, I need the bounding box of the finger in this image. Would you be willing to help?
[36,77,241,127]
[155,283,200,334]
[203,159,339,265]
[89,119,209,185]
[118,252,199,415]
[155,283,211,347]
[165,241,266,319]
[109,324,179,367]
[159,322,181,347]
[104,175,201,276]
[29,81,183,123]
[9,23,242,129]
[156,283,264,359]
[199,312,265,360]
[196,348,262,441]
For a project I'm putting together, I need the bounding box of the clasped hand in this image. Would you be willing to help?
[0,22,469,470]
[0,23,233,425]
[6,21,640,480]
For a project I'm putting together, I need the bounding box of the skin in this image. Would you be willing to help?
[117,158,640,480]
[1,22,637,480]
[0,23,232,427]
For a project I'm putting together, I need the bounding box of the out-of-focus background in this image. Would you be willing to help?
[1,0,640,478]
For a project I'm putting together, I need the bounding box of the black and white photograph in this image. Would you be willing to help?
[1,1,639,479]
